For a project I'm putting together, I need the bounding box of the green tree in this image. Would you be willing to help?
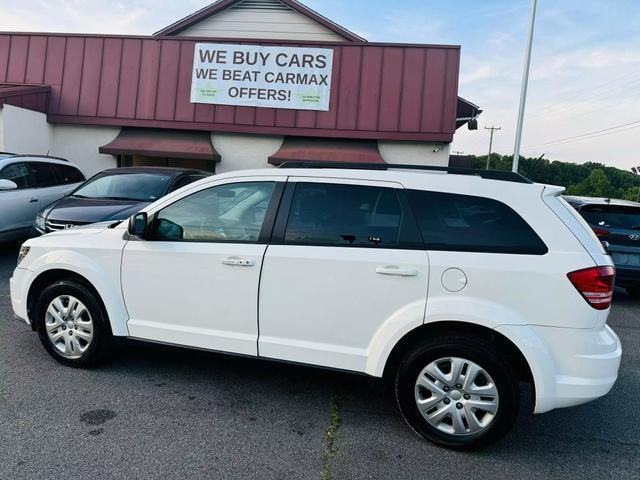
[468,154,639,201]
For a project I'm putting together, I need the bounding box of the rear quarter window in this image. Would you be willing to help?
[54,164,85,184]
[407,190,548,255]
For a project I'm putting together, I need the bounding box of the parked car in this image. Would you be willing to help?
[0,155,85,242]
[564,195,640,298]
[34,167,210,234]
[10,163,621,450]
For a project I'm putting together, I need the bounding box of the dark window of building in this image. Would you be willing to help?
[150,182,275,242]
[406,190,548,255]
[52,164,85,184]
[28,162,59,188]
[0,163,33,189]
[284,183,405,247]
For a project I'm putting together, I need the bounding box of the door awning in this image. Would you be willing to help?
[268,137,386,166]
[99,128,220,162]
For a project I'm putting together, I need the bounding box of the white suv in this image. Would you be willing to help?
[10,163,621,449]
[0,155,85,242]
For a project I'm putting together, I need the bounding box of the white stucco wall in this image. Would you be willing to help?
[378,141,450,167]
[212,133,283,173]
[0,104,50,155]
[48,124,120,176]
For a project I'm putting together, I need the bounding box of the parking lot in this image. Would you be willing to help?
[0,241,638,480]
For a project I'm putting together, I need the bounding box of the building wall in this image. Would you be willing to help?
[378,141,450,167]
[175,4,347,42]
[212,133,283,173]
[0,104,50,155]
[49,125,120,176]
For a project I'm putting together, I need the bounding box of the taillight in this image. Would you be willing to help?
[567,266,616,310]
[592,227,609,237]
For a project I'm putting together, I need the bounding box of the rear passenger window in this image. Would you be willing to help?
[54,164,85,184]
[28,162,59,187]
[407,190,548,255]
[284,183,407,248]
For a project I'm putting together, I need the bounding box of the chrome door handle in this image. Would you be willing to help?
[376,265,418,277]
[29,198,39,203]
[221,256,255,267]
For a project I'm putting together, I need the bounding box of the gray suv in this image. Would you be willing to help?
[565,196,640,298]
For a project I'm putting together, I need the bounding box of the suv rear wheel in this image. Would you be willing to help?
[395,334,519,450]
[35,280,112,367]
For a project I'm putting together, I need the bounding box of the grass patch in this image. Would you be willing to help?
[321,396,341,480]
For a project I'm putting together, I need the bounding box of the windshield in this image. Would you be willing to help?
[580,205,640,231]
[72,173,171,202]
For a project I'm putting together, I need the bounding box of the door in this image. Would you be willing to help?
[121,179,283,355]
[0,162,40,239]
[29,162,78,209]
[258,178,430,373]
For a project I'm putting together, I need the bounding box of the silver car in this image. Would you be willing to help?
[0,155,85,242]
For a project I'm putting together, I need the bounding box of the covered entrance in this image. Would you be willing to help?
[99,128,221,172]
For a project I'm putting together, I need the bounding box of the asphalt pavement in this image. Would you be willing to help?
[0,241,638,479]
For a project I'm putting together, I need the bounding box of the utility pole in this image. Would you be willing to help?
[484,126,501,169]
[452,150,464,156]
[633,167,640,203]
[512,0,538,173]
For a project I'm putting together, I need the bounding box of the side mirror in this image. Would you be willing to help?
[0,179,18,191]
[128,212,148,237]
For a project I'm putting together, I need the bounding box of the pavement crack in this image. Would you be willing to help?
[321,395,341,480]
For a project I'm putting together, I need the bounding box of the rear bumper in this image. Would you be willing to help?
[496,323,621,414]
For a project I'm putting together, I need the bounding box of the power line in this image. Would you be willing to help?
[525,124,640,149]
[531,71,640,118]
[530,78,640,120]
[524,120,640,148]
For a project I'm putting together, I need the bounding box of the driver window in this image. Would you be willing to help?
[150,182,276,242]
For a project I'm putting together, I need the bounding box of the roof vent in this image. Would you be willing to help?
[231,0,292,11]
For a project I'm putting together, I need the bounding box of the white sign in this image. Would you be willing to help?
[190,43,334,111]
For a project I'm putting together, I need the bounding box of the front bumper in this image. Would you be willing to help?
[10,267,32,326]
[496,323,621,414]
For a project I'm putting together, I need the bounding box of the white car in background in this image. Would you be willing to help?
[0,155,85,242]
[10,163,621,449]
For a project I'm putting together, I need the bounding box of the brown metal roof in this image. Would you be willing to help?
[0,83,49,111]
[99,128,220,161]
[268,137,385,165]
[0,33,461,143]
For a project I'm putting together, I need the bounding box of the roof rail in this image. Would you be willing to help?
[277,161,533,184]
[7,154,69,162]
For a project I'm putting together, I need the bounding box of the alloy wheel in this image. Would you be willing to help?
[414,357,499,436]
[44,295,94,359]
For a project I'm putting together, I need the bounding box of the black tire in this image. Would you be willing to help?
[35,280,112,367]
[395,334,519,450]
[626,287,640,299]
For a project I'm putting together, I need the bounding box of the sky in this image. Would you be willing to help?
[0,0,638,170]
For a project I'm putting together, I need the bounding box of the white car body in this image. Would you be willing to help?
[10,167,621,416]
[0,156,85,242]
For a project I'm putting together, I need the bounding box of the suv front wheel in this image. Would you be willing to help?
[395,334,519,450]
[35,280,112,367]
